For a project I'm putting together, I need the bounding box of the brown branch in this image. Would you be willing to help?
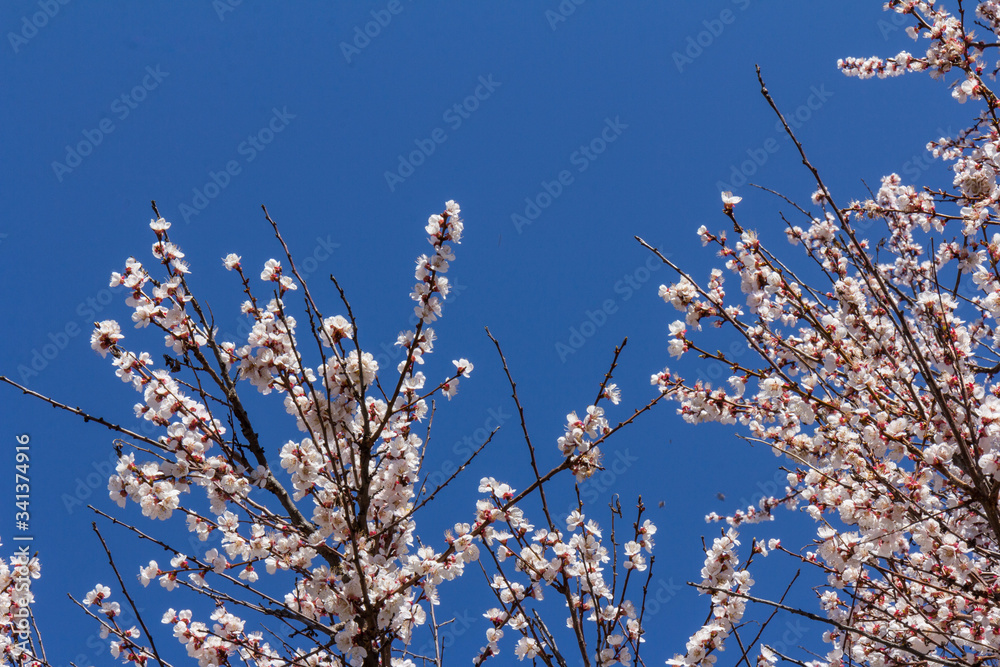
[91,522,169,667]
[0,376,163,449]
[691,583,966,667]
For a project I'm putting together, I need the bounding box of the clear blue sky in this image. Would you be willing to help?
[0,2,962,664]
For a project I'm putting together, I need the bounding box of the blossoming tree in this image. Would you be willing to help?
[0,199,659,667]
[649,1,1000,665]
[5,1,1000,666]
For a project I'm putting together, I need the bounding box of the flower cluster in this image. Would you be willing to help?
[81,585,151,666]
[556,405,610,481]
[84,203,480,665]
[71,197,660,666]
[838,2,967,80]
[472,476,654,665]
[666,529,754,667]
[658,3,1000,664]
[161,606,284,667]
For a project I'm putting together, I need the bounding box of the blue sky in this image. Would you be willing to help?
[0,2,964,664]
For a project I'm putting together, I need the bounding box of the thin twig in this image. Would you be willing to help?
[691,583,965,667]
[0,376,162,449]
[91,522,169,667]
